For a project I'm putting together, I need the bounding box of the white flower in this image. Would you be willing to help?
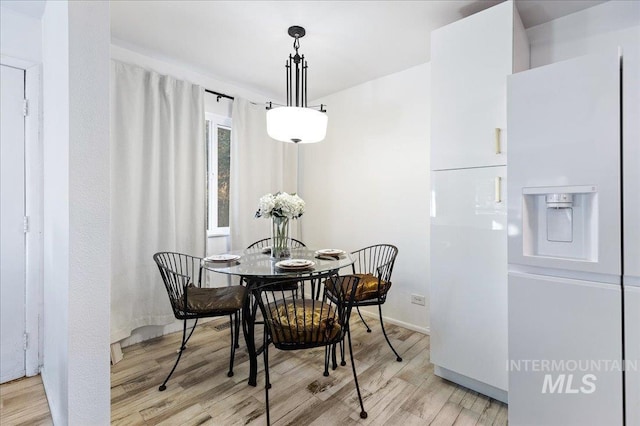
[255,192,305,219]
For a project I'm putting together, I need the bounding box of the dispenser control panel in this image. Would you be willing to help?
[521,186,598,262]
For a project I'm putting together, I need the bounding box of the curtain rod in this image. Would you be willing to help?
[205,89,234,102]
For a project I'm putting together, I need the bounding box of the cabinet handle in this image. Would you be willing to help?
[495,128,502,154]
[495,177,502,203]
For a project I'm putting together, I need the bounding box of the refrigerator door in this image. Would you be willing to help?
[507,51,621,278]
[624,48,640,426]
[624,44,640,281]
[431,166,507,392]
[509,272,623,426]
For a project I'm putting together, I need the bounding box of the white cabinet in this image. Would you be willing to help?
[429,0,528,400]
[430,166,508,393]
[431,0,528,171]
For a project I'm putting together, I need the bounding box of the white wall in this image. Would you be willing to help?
[42,2,70,419]
[527,0,640,68]
[299,63,431,333]
[0,7,41,64]
[41,1,111,424]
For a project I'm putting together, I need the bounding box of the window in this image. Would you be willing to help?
[206,113,231,235]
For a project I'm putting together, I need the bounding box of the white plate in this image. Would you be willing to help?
[315,249,345,256]
[204,254,241,262]
[275,259,315,270]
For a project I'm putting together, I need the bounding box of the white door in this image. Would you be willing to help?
[0,64,26,383]
[430,166,508,391]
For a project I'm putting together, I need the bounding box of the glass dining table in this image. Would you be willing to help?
[202,247,355,386]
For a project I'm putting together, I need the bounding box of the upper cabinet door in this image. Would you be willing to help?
[431,1,528,171]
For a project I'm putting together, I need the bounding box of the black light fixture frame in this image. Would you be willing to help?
[266,25,326,113]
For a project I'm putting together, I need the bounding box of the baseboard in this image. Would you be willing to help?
[40,368,61,425]
[434,365,508,403]
[357,307,430,335]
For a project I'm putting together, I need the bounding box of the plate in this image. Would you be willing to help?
[275,259,315,270]
[204,254,241,262]
[315,249,345,256]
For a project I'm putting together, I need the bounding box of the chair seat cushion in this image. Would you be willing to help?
[327,273,391,302]
[268,299,341,344]
[178,286,247,314]
[354,273,391,301]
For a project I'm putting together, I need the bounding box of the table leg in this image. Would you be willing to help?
[242,288,258,387]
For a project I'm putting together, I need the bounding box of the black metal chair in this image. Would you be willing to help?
[329,244,402,368]
[153,252,247,391]
[246,237,306,250]
[252,273,367,424]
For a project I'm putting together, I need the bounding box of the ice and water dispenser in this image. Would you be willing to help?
[521,185,598,262]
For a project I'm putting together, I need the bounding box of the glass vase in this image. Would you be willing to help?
[271,216,291,260]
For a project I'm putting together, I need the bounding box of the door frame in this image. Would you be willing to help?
[1,54,43,377]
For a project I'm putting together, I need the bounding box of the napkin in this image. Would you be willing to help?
[315,252,343,260]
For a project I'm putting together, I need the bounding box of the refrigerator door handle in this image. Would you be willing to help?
[495,128,502,154]
[495,176,502,203]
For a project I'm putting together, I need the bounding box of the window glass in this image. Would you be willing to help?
[206,113,231,235]
[217,126,230,228]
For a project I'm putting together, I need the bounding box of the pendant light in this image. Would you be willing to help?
[266,26,328,144]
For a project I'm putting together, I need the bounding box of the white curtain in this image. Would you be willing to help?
[230,98,298,250]
[110,60,205,343]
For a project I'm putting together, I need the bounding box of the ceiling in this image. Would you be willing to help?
[1,0,607,101]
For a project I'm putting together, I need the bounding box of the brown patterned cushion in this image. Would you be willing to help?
[354,273,391,301]
[326,274,391,302]
[267,299,341,344]
[177,286,247,314]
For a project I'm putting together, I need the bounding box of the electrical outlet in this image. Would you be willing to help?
[410,294,426,306]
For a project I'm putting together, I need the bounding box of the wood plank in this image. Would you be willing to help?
[0,313,511,425]
[400,372,456,422]
[0,376,53,425]
[431,401,465,426]
[453,407,481,426]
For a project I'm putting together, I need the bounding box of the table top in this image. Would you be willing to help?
[202,247,354,278]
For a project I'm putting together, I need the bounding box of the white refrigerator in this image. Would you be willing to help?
[507,49,638,425]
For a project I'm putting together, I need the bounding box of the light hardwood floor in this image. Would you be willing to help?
[0,375,53,425]
[0,317,508,425]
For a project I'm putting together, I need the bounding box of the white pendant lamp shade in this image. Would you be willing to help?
[266,106,328,144]
[267,26,328,144]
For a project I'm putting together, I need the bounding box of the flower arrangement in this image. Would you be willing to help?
[255,192,305,220]
[255,192,305,259]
